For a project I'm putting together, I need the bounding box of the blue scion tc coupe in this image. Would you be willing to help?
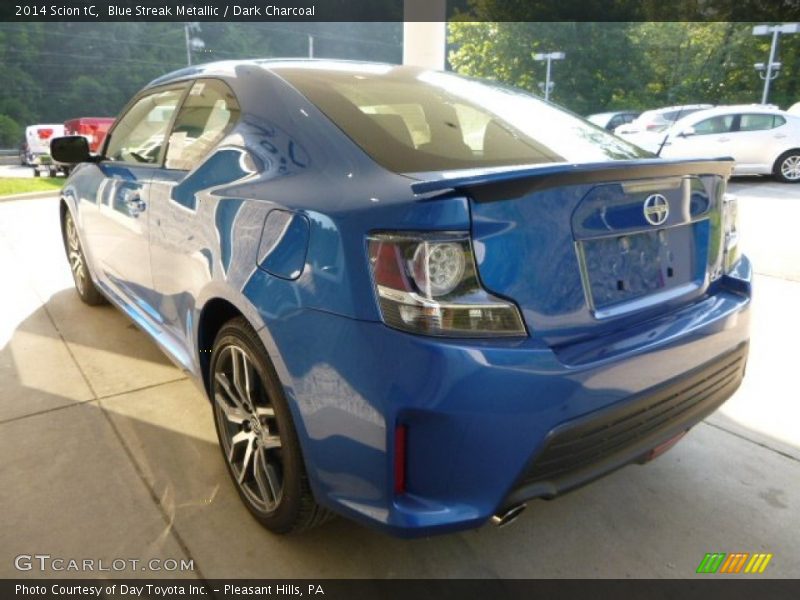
[51,60,751,537]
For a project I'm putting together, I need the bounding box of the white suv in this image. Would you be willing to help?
[659,105,800,183]
[24,123,65,177]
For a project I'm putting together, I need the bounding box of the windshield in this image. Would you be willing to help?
[273,64,652,173]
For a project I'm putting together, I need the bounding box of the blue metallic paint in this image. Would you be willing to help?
[257,210,310,280]
[59,60,751,537]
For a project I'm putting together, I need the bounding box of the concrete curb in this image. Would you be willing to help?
[0,190,60,202]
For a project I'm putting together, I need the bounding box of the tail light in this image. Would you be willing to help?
[367,232,526,337]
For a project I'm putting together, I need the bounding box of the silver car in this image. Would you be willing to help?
[659,105,800,183]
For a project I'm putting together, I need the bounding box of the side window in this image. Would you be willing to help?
[692,115,735,135]
[739,113,783,132]
[165,80,241,171]
[607,115,624,130]
[105,87,185,165]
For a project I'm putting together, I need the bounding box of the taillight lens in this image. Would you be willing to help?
[367,232,526,337]
[721,193,740,273]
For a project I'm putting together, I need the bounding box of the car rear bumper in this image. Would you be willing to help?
[504,341,747,508]
[258,256,752,537]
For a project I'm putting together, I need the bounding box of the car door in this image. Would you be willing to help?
[663,114,736,160]
[728,113,789,172]
[147,79,243,352]
[81,84,187,315]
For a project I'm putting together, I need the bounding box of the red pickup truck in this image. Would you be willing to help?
[64,117,114,153]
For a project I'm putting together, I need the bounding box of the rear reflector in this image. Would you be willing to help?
[642,431,687,463]
[394,424,407,495]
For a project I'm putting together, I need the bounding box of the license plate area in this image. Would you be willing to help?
[578,223,705,313]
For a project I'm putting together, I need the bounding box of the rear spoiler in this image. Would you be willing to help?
[410,158,735,202]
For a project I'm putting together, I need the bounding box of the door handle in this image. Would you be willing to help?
[124,191,146,217]
[717,137,730,142]
[775,134,787,139]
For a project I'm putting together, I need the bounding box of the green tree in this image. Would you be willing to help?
[448,10,800,113]
[0,20,402,142]
[0,114,21,147]
[448,21,646,113]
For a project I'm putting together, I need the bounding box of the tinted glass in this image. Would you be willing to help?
[165,79,241,171]
[608,115,624,129]
[663,107,707,124]
[739,113,780,132]
[106,87,184,164]
[275,64,650,173]
[693,115,735,135]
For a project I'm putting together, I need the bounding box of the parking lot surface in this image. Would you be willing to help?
[1,179,799,578]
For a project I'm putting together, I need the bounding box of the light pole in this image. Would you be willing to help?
[184,22,204,66]
[533,51,565,102]
[752,23,799,104]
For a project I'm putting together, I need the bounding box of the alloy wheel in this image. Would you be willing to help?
[65,214,86,295]
[781,155,800,181]
[213,344,284,513]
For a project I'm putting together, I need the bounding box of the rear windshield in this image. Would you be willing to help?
[274,64,651,173]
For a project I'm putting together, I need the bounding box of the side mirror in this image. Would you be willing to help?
[678,126,696,138]
[51,136,91,164]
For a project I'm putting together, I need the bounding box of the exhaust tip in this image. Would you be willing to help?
[490,503,527,528]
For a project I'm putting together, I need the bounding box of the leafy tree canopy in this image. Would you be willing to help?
[449,19,799,114]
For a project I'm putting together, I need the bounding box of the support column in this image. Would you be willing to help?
[402,0,447,70]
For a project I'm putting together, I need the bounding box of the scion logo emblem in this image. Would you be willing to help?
[643,194,669,226]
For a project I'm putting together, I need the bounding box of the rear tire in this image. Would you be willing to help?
[773,150,800,183]
[210,317,333,534]
[32,168,40,178]
[62,211,106,306]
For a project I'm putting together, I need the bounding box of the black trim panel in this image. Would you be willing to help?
[411,159,735,202]
[504,341,748,507]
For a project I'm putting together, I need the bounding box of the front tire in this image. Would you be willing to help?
[774,150,800,183]
[62,211,106,306]
[210,317,332,534]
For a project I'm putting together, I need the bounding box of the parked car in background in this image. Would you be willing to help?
[52,60,750,537]
[25,123,66,177]
[788,101,800,115]
[65,117,114,153]
[615,104,713,152]
[587,111,640,131]
[659,105,800,182]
